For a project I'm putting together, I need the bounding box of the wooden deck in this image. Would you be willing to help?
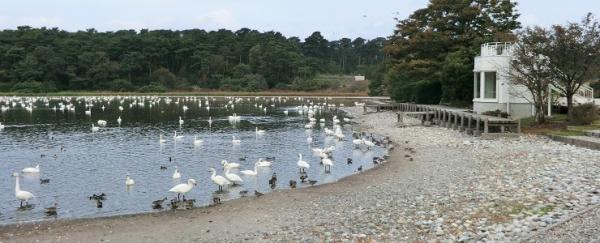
[363,102,520,135]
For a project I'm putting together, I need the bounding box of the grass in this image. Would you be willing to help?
[0,89,373,97]
[521,114,600,136]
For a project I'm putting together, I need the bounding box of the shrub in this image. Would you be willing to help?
[11,80,46,93]
[137,83,167,93]
[109,79,133,92]
[482,109,510,118]
[243,74,268,91]
[571,103,598,125]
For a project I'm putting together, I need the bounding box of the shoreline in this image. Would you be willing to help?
[1,107,599,242]
[0,91,384,98]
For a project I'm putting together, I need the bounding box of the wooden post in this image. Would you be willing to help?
[484,119,489,134]
[517,119,521,133]
[467,115,472,134]
[453,112,458,130]
[475,117,481,136]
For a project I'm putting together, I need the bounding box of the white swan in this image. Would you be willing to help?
[232,136,241,144]
[179,116,184,126]
[297,153,310,172]
[85,110,91,116]
[240,162,258,176]
[255,127,266,135]
[173,131,184,140]
[91,124,99,132]
[125,174,135,186]
[363,138,375,149]
[221,160,240,169]
[256,158,272,167]
[353,139,364,148]
[224,167,243,185]
[283,110,289,115]
[97,120,107,127]
[159,134,166,144]
[118,106,124,111]
[14,173,34,207]
[208,116,213,127]
[117,116,122,125]
[193,136,203,146]
[0,122,5,130]
[209,168,231,192]
[307,137,313,144]
[22,165,40,173]
[169,179,196,200]
[172,166,181,179]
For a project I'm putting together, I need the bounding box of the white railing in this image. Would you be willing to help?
[480,42,513,57]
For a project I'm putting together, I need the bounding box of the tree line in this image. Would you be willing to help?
[0,27,385,93]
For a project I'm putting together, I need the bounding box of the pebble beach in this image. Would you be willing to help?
[1,108,599,242]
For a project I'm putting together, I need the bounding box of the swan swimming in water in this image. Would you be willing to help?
[256,158,272,167]
[173,131,184,140]
[22,165,40,173]
[97,120,107,127]
[255,127,266,135]
[209,168,231,192]
[172,166,181,179]
[232,136,241,144]
[224,167,243,185]
[125,174,135,186]
[193,136,203,146]
[240,162,258,176]
[14,173,34,207]
[221,160,240,170]
[159,134,166,144]
[169,179,196,201]
[297,153,310,172]
[208,117,213,127]
[91,124,99,132]
[117,116,122,125]
[179,116,184,126]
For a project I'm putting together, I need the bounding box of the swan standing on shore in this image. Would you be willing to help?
[125,174,135,186]
[208,117,213,127]
[169,179,196,201]
[172,166,181,179]
[117,116,122,125]
[22,165,40,173]
[322,158,333,173]
[297,154,310,172]
[14,173,34,207]
[224,167,243,185]
[209,168,231,192]
[97,120,107,127]
[240,162,258,176]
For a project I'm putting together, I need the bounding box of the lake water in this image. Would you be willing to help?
[0,96,386,225]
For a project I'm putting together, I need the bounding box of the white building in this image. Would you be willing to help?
[473,42,594,118]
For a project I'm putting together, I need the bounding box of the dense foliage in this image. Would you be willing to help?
[380,0,521,105]
[0,27,385,92]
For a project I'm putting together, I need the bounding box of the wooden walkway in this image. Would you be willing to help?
[364,102,520,135]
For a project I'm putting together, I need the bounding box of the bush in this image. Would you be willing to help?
[11,80,46,93]
[137,83,167,93]
[571,103,598,125]
[482,109,510,118]
[109,79,133,92]
[243,74,268,91]
[0,82,14,92]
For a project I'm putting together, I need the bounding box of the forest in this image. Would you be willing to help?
[0,27,385,93]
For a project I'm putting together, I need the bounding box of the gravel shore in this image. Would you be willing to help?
[1,108,599,242]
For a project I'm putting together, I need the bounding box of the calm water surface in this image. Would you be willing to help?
[0,96,385,225]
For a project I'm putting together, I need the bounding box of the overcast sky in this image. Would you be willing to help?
[1,0,598,40]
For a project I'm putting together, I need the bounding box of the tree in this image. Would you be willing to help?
[509,27,554,124]
[545,13,600,120]
[385,0,520,104]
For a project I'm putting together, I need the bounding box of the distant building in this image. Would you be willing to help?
[354,75,365,81]
[473,42,594,118]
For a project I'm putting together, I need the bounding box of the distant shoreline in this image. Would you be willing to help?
[0,90,386,98]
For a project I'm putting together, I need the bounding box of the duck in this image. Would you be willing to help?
[297,153,310,172]
[172,166,181,179]
[256,158,272,167]
[224,167,243,185]
[209,168,231,192]
[152,197,168,209]
[22,165,40,173]
[14,173,35,207]
[169,179,197,201]
[193,136,203,146]
[91,124,99,132]
[232,136,241,144]
[125,174,135,186]
[240,162,258,176]
[255,127,266,135]
[221,160,240,170]
[97,120,107,127]
[45,202,59,216]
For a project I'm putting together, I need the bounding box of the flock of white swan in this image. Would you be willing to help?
[1,95,388,215]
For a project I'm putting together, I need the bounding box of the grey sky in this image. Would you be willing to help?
[1,0,598,40]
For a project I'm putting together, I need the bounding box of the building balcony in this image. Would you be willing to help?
[480,42,513,57]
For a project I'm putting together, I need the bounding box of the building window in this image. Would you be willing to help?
[474,72,481,98]
[484,72,496,99]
